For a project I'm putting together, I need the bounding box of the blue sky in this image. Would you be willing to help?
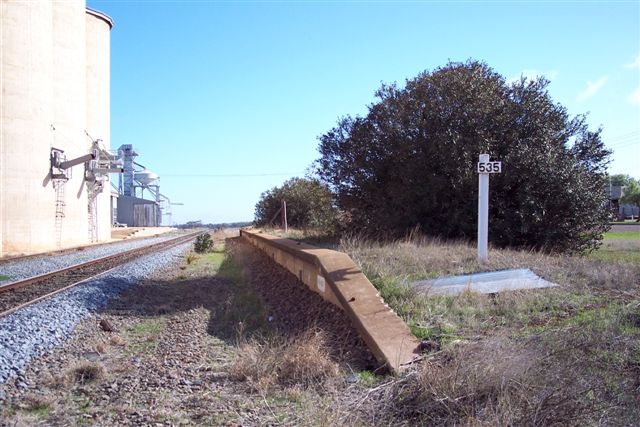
[88,0,640,225]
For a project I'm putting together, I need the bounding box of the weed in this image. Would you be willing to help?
[182,247,226,275]
[69,361,105,385]
[194,233,214,253]
[0,274,10,281]
[409,324,432,340]
[185,252,198,265]
[357,370,378,386]
[217,252,243,282]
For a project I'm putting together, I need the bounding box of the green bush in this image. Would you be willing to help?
[317,60,611,253]
[194,233,214,253]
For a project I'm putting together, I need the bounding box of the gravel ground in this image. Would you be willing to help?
[0,242,191,386]
[0,233,184,286]
[0,234,378,426]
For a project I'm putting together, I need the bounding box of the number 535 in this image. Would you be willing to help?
[477,161,502,173]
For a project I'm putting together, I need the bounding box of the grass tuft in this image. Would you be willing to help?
[69,361,105,385]
[230,330,340,394]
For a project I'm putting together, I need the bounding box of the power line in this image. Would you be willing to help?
[608,136,638,145]
[607,130,638,139]
[605,131,639,146]
[609,141,639,150]
[161,172,304,178]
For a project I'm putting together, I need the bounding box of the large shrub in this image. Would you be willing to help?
[317,60,611,253]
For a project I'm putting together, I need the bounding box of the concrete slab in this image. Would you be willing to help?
[413,268,557,296]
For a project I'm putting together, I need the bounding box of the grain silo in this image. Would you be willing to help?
[86,7,114,242]
[0,1,116,257]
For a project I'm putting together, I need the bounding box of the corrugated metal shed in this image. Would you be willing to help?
[117,196,160,227]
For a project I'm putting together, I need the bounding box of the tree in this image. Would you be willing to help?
[316,60,611,253]
[608,174,633,187]
[254,177,339,233]
[621,178,640,220]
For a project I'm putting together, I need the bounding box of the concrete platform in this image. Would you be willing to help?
[110,227,176,240]
[413,268,557,296]
[240,229,422,374]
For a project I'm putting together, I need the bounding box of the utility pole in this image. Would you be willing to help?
[609,175,612,213]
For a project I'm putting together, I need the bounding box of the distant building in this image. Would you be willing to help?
[182,221,203,229]
[607,185,639,219]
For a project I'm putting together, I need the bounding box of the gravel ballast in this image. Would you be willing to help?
[0,233,184,286]
[0,242,191,386]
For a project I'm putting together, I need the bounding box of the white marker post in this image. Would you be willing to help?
[477,154,501,264]
[282,200,288,233]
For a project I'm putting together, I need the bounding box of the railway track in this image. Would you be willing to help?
[0,232,180,266]
[0,231,204,318]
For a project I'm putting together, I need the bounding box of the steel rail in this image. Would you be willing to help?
[0,231,205,318]
[0,264,123,319]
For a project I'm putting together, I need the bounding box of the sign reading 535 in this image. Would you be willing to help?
[477,161,502,174]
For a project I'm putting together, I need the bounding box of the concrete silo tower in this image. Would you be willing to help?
[0,1,115,257]
[86,7,114,243]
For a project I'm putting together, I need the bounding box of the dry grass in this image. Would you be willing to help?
[230,329,341,395]
[356,336,613,425]
[341,234,639,290]
[68,361,106,385]
[332,234,640,425]
[340,236,639,339]
[108,334,126,346]
[337,303,640,425]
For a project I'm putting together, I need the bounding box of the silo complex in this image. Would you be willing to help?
[0,1,114,256]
